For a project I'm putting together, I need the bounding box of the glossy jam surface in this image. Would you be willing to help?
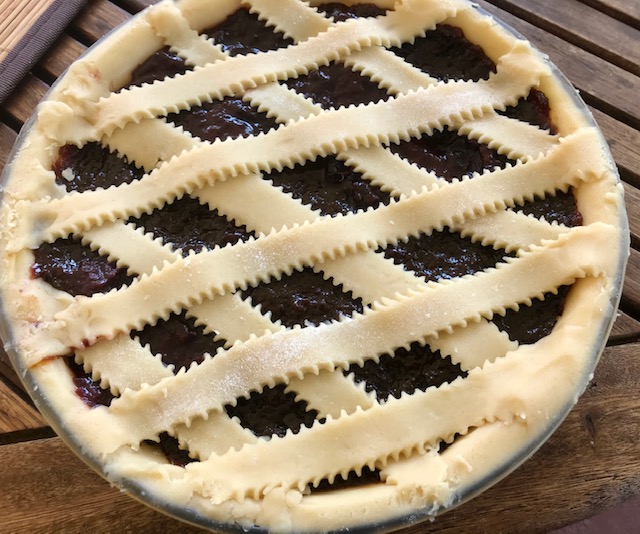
[393,24,496,81]
[35,4,579,467]
[53,143,144,193]
[285,63,390,110]
[391,126,512,181]
[351,343,466,401]
[32,239,132,297]
[226,384,319,438]
[243,268,364,327]
[133,196,254,255]
[269,156,391,216]
[136,313,227,372]
[383,230,515,282]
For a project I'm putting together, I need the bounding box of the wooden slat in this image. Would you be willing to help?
[623,183,640,243]
[580,0,640,29]
[72,0,132,43]
[38,33,86,80]
[2,74,48,126]
[1,343,637,532]
[118,0,158,13]
[0,437,205,533]
[609,311,640,340]
[590,108,640,187]
[0,351,24,396]
[0,380,46,434]
[408,342,640,533]
[485,0,640,75]
[0,121,18,171]
[476,0,640,129]
[621,248,640,315]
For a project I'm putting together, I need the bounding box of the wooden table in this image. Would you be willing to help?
[1,1,639,532]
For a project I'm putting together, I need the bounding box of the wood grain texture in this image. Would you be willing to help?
[2,73,48,126]
[0,379,45,434]
[485,0,640,75]
[0,121,18,170]
[609,311,640,340]
[476,0,640,129]
[0,1,638,531]
[38,33,85,79]
[0,437,206,533]
[1,343,637,533]
[622,248,640,315]
[73,0,131,43]
[590,108,640,186]
[579,0,640,28]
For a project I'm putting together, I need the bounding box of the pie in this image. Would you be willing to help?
[0,0,628,531]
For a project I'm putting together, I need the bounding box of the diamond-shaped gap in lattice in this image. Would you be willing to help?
[225,384,320,438]
[53,142,145,193]
[127,46,191,88]
[284,61,390,110]
[348,342,467,402]
[391,23,497,81]
[134,312,227,373]
[241,267,364,328]
[390,126,513,181]
[128,5,294,89]
[32,238,134,297]
[492,285,573,346]
[267,155,392,216]
[167,95,280,143]
[130,195,255,256]
[499,88,559,134]
[381,228,515,283]
[201,6,294,57]
[517,189,583,227]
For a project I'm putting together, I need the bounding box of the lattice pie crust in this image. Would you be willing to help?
[0,0,628,531]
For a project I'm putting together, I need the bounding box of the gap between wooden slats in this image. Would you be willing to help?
[579,0,640,30]
[476,1,640,131]
[484,0,640,76]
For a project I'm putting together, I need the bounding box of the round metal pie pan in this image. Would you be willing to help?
[0,2,629,532]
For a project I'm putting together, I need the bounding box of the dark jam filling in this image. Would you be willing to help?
[152,432,196,467]
[349,343,466,401]
[32,239,133,297]
[67,357,116,408]
[203,7,294,57]
[391,127,512,181]
[168,97,279,143]
[312,467,381,493]
[285,62,389,110]
[520,189,582,227]
[225,384,319,438]
[268,156,391,216]
[39,4,579,475]
[383,229,515,282]
[135,313,227,372]
[392,24,497,81]
[53,143,145,193]
[242,268,364,327]
[317,2,388,21]
[492,286,571,345]
[129,47,189,87]
[500,89,558,134]
[131,196,254,255]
